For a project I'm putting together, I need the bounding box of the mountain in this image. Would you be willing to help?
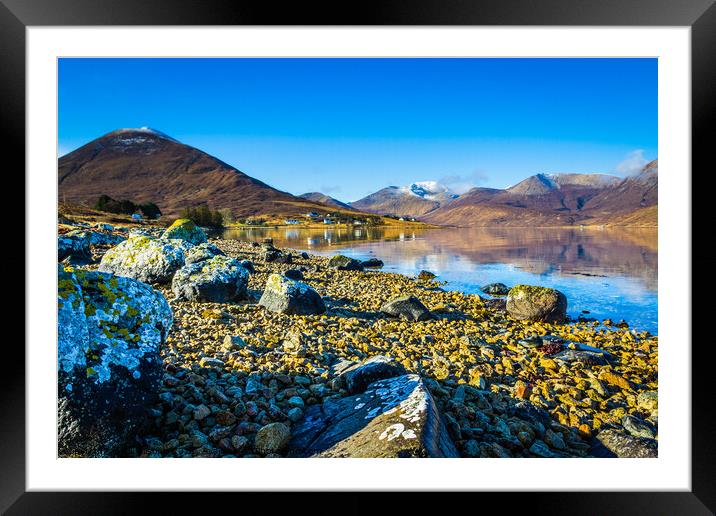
[58,128,360,220]
[299,192,355,211]
[423,164,656,227]
[350,181,459,218]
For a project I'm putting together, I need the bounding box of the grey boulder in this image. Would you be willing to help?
[328,254,364,271]
[288,374,459,458]
[380,295,431,322]
[172,255,249,302]
[98,235,188,284]
[335,355,407,394]
[258,273,325,315]
[506,285,567,323]
[184,242,225,265]
[58,266,172,457]
[591,429,657,458]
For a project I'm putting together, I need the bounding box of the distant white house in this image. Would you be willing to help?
[398,217,405,221]
[131,213,143,220]
[323,218,334,225]
[284,219,300,225]
[305,212,319,218]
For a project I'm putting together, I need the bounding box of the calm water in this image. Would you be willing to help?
[222,226,658,335]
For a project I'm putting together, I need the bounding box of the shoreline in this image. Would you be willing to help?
[60,225,659,458]
[124,235,661,457]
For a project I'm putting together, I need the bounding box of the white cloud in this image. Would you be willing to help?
[438,169,488,194]
[615,150,649,176]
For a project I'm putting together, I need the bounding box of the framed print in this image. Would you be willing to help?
[6,0,715,513]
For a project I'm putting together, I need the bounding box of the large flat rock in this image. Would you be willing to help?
[288,374,459,458]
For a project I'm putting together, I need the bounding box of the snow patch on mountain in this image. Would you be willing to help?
[400,181,458,201]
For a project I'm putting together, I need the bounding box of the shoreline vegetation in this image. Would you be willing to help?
[57,217,658,459]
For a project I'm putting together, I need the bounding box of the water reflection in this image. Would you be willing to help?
[222,226,658,334]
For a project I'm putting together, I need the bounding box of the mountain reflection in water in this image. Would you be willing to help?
[222,226,658,334]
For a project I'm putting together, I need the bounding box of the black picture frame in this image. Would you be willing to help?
[6,0,714,513]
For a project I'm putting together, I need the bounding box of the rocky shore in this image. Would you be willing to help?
[57,221,658,459]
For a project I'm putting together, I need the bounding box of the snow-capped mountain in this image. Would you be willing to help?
[350,181,459,218]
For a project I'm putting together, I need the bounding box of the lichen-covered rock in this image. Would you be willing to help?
[254,422,291,454]
[98,235,187,284]
[184,242,225,265]
[590,429,657,458]
[258,273,325,315]
[240,259,255,273]
[288,374,459,458]
[65,229,126,247]
[58,267,172,457]
[328,254,364,271]
[172,255,249,302]
[481,282,510,296]
[161,218,207,245]
[380,295,431,322]
[58,233,91,262]
[337,355,407,394]
[506,285,567,323]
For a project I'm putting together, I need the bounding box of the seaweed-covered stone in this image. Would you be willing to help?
[417,270,436,280]
[288,374,459,458]
[58,267,172,457]
[380,295,431,322]
[58,233,91,262]
[481,282,510,296]
[258,273,325,315]
[283,268,304,281]
[98,235,187,284]
[184,242,225,265]
[161,218,207,245]
[361,258,384,268]
[263,248,292,263]
[590,429,657,458]
[506,285,567,323]
[337,355,407,394]
[328,254,364,271]
[172,255,249,302]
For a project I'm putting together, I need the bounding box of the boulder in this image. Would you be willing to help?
[283,268,304,281]
[417,270,436,280]
[172,255,249,302]
[58,234,91,262]
[328,254,364,271]
[361,258,384,268]
[336,355,407,394]
[263,248,292,263]
[184,242,225,265]
[622,415,656,439]
[57,267,172,457]
[240,259,255,273]
[380,295,431,322]
[66,229,126,247]
[161,218,207,245]
[258,273,326,315]
[481,282,510,296]
[255,423,291,455]
[288,374,459,458]
[506,285,567,323]
[98,235,187,284]
[590,429,657,458]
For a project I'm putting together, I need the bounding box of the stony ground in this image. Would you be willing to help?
[81,236,659,458]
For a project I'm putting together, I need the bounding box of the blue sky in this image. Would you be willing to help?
[58,58,657,201]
